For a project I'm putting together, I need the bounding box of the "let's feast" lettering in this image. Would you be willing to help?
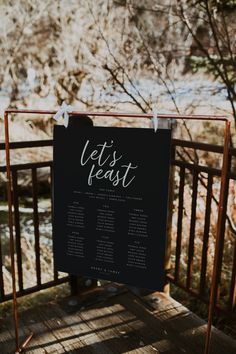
[80,140,138,188]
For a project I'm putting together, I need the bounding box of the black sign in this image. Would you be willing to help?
[53,125,171,290]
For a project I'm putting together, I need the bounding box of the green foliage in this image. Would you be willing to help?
[190,55,236,86]
[212,0,236,11]
[195,0,236,11]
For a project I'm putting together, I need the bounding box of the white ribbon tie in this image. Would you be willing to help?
[53,102,73,128]
[151,108,159,132]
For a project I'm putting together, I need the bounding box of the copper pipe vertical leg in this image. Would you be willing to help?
[204,120,231,354]
[4,111,33,353]
[4,111,20,352]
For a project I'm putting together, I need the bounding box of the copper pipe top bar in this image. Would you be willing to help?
[5,109,228,121]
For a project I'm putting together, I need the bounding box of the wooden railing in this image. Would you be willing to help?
[0,141,69,301]
[169,139,236,314]
[0,139,235,314]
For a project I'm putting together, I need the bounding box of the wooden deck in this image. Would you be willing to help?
[1,286,236,354]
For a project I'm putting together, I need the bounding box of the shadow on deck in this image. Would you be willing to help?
[1,286,236,354]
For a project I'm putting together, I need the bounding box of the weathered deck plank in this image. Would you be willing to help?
[21,306,66,354]
[0,287,235,354]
